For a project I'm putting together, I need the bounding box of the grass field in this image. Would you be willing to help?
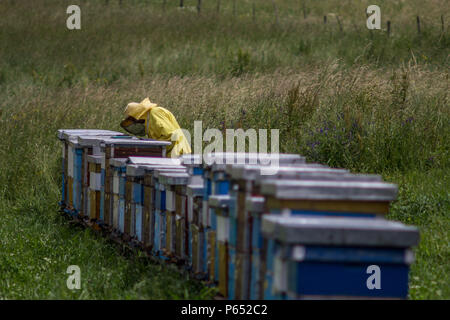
[0,0,448,299]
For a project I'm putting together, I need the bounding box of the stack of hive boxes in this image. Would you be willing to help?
[57,130,420,300]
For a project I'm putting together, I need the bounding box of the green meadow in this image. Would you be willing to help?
[0,0,448,299]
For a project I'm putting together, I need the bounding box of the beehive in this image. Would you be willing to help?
[57,129,124,213]
[208,194,233,296]
[152,167,187,259]
[124,157,184,246]
[229,165,389,299]
[137,164,185,252]
[158,172,190,261]
[203,152,307,296]
[109,158,128,233]
[260,179,398,217]
[180,154,204,185]
[77,135,131,219]
[186,184,205,277]
[246,195,265,300]
[261,215,420,299]
[125,165,146,241]
[86,155,102,222]
[99,138,171,227]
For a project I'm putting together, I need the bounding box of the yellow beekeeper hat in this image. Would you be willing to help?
[124,97,157,120]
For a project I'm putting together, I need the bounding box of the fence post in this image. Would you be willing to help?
[302,1,307,19]
[271,0,279,26]
[252,3,256,23]
[336,15,343,32]
[442,15,445,33]
[180,0,184,8]
[416,16,421,35]
[387,20,391,37]
[323,15,327,24]
[197,0,202,14]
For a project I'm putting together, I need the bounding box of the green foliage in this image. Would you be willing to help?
[385,170,450,299]
[230,48,252,76]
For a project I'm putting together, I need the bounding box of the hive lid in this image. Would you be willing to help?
[141,165,187,173]
[203,152,306,171]
[180,154,202,167]
[245,196,265,213]
[260,180,398,201]
[228,164,346,180]
[158,172,190,185]
[127,157,181,166]
[129,164,186,177]
[77,135,132,147]
[110,158,128,168]
[58,129,123,141]
[261,215,420,248]
[254,172,383,185]
[208,194,233,208]
[86,155,103,164]
[100,138,171,147]
[186,184,204,197]
[126,164,146,177]
[153,167,188,179]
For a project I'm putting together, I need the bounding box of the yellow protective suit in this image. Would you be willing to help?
[123,98,191,158]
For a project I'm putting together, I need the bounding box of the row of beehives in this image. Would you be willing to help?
[58,129,420,300]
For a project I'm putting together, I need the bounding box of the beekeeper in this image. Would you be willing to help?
[120,97,191,158]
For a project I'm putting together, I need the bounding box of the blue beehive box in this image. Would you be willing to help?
[125,164,146,242]
[261,215,420,299]
[158,172,190,260]
[125,157,184,251]
[186,184,205,276]
[208,194,233,295]
[152,167,187,259]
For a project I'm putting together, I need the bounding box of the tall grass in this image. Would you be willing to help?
[0,0,448,299]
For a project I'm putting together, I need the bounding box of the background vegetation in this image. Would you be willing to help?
[0,0,448,299]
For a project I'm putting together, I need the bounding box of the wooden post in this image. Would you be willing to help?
[387,20,391,37]
[323,15,327,24]
[271,0,279,26]
[336,15,343,32]
[180,0,184,8]
[442,15,445,33]
[302,1,307,19]
[252,3,256,23]
[197,0,202,14]
[416,16,421,34]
